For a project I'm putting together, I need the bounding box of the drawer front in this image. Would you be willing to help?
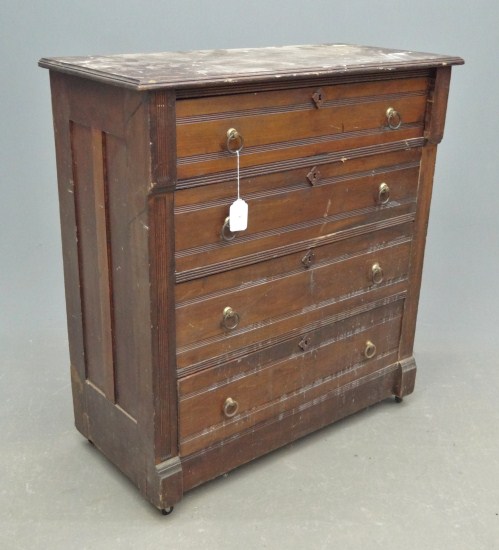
[175,163,419,252]
[175,222,413,304]
[175,225,412,371]
[176,76,429,180]
[174,76,425,460]
[178,298,404,456]
[176,236,411,349]
[175,148,421,282]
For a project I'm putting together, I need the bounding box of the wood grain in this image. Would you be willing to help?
[176,284,409,373]
[179,298,402,396]
[176,222,413,304]
[71,122,115,401]
[177,126,424,180]
[175,202,416,281]
[176,76,429,120]
[149,193,178,462]
[182,361,401,490]
[177,90,427,159]
[180,341,401,456]
[176,238,411,349]
[42,46,462,511]
[175,164,420,252]
[49,72,88,437]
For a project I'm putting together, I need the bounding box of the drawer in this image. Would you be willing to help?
[175,231,412,365]
[175,150,420,282]
[175,147,422,204]
[178,298,404,456]
[176,222,413,304]
[176,76,429,180]
[175,161,419,252]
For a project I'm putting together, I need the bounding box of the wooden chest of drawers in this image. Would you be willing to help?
[39,44,463,513]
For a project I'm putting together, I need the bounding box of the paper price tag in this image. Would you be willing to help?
[229,198,248,231]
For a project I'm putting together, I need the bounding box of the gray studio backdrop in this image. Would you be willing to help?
[1,0,499,547]
[1,0,497,350]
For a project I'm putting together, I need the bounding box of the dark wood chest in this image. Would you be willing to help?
[40,44,463,513]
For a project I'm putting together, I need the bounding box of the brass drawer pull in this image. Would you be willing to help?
[223,397,239,418]
[221,216,236,241]
[371,262,384,285]
[378,182,390,205]
[364,340,377,359]
[222,306,240,330]
[226,128,244,153]
[386,107,402,130]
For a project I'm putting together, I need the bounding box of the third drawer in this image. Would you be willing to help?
[175,230,412,351]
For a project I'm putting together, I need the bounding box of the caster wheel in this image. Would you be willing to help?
[394,396,403,403]
[161,507,174,516]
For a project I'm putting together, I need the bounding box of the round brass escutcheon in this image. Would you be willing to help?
[221,216,236,241]
[371,262,384,285]
[226,127,244,154]
[222,306,240,330]
[223,397,239,418]
[386,107,402,130]
[378,182,390,205]
[364,340,377,359]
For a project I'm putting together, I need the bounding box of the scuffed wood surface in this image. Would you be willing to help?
[39,44,464,90]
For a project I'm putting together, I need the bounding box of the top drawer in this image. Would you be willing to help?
[176,75,429,181]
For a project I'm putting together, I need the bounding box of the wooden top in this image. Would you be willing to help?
[39,43,463,91]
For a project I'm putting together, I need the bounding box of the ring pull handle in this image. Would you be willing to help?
[222,306,240,330]
[371,262,384,285]
[223,397,239,418]
[386,107,402,130]
[378,182,390,205]
[226,128,244,154]
[221,216,236,241]
[364,340,377,359]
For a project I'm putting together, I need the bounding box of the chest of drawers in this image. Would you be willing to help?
[40,44,463,513]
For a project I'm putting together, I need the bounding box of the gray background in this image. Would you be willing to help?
[1,1,498,548]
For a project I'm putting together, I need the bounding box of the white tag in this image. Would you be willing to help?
[229,198,248,231]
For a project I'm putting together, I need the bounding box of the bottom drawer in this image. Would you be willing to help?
[178,297,404,457]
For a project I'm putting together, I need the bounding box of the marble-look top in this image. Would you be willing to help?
[39,43,464,91]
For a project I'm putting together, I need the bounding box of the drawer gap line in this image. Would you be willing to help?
[175,211,416,283]
[174,69,433,98]
[178,124,423,166]
[177,90,427,124]
[176,291,407,376]
[176,199,416,259]
[176,235,412,308]
[176,138,425,189]
[180,312,403,400]
[174,159,421,214]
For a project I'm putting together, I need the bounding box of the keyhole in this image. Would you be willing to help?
[313,88,325,108]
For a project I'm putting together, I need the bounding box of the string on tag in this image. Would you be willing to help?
[226,128,248,232]
[228,148,248,232]
[236,149,240,200]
